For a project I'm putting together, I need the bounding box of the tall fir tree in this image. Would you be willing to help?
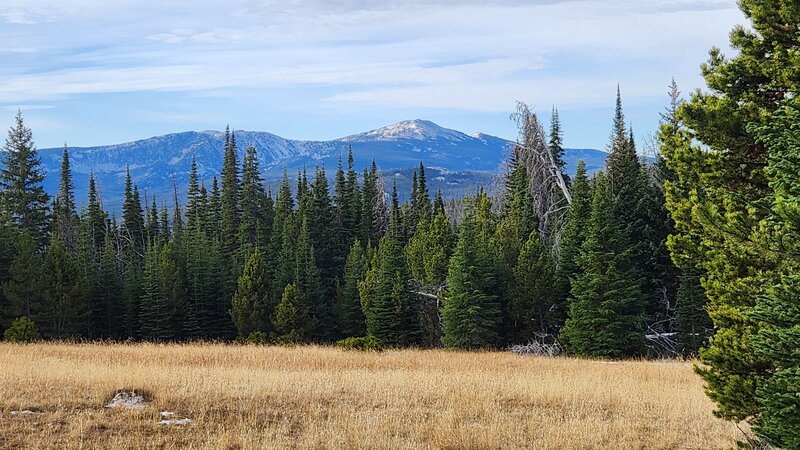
[1,111,50,244]
[230,248,273,338]
[52,144,78,248]
[442,200,501,349]
[560,173,647,358]
[43,239,85,339]
[335,240,368,339]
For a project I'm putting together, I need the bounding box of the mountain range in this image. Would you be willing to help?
[36,119,608,211]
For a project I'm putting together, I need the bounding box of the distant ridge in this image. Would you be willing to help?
[35,120,608,210]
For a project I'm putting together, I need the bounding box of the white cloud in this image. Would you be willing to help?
[0,0,744,112]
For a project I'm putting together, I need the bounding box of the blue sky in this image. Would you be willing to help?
[1,0,744,150]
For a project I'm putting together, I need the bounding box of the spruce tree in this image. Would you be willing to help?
[43,239,85,339]
[362,217,419,347]
[294,218,326,340]
[557,160,591,305]
[272,283,313,344]
[52,144,78,248]
[138,242,173,341]
[442,200,501,349]
[2,232,44,324]
[239,145,268,250]
[186,155,201,231]
[220,128,240,259]
[230,248,273,338]
[335,240,367,339]
[548,107,567,176]
[85,174,107,251]
[675,267,712,355]
[560,173,646,358]
[511,230,558,340]
[0,111,50,243]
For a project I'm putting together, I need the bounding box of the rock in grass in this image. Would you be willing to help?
[105,392,146,409]
[158,418,192,426]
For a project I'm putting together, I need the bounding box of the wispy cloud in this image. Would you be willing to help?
[0,0,744,148]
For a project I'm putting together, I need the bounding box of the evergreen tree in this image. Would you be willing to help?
[294,218,327,340]
[560,173,646,358]
[557,161,591,303]
[548,107,567,176]
[272,283,313,344]
[1,111,50,243]
[442,200,501,349]
[2,232,44,324]
[220,128,240,259]
[661,0,800,422]
[85,174,107,251]
[362,218,419,347]
[675,267,712,355]
[138,242,173,340]
[743,97,800,447]
[335,240,367,339]
[96,235,122,339]
[186,155,201,231]
[122,167,146,256]
[52,144,78,248]
[43,239,85,339]
[239,145,268,250]
[511,230,558,340]
[230,248,273,338]
[305,165,339,305]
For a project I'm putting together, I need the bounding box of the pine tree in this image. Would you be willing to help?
[661,1,800,421]
[442,200,501,349]
[1,111,50,243]
[335,240,367,339]
[230,248,273,338]
[560,173,646,358]
[159,241,185,338]
[742,97,800,447]
[272,283,313,344]
[52,144,78,248]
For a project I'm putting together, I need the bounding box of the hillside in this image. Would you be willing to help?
[35,120,608,210]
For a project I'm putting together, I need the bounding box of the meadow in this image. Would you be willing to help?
[0,343,739,449]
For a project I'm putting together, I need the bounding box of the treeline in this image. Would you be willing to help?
[0,96,708,357]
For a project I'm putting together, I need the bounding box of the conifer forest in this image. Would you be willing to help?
[2,1,800,448]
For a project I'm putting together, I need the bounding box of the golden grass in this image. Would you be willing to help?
[0,343,738,449]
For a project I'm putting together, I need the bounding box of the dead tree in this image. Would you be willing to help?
[510,103,572,254]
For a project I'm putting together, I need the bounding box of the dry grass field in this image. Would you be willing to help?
[0,343,739,449]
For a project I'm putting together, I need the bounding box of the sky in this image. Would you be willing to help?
[0,0,745,150]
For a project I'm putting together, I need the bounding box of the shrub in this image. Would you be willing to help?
[336,336,384,351]
[3,317,40,343]
[245,331,268,345]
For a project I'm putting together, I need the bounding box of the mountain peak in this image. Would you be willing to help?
[341,119,469,143]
